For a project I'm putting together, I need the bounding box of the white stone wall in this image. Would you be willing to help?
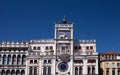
[0,19,99,75]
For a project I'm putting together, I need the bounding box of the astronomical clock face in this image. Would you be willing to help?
[56,54,70,74]
[58,62,68,72]
[56,61,70,74]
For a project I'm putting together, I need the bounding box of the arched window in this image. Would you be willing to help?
[79,66,82,75]
[34,67,37,75]
[88,66,91,74]
[6,70,10,75]
[21,70,25,75]
[90,46,93,50]
[7,55,11,65]
[112,55,114,60]
[0,55,2,64]
[118,70,120,75]
[29,67,33,75]
[106,69,109,75]
[79,60,83,63]
[17,55,21,65]
[48,66,51,75]
[12,55,16,65]
[37,47,40,50]
[33,46,36,50]
[11,70,16,75]
[75,67,78,75]
[92,66,95,74]
[3,55,7,65]
[43,67,46,75]
[45,46,48,50]
[1,70,5,75]
[22,55,26,65]
[16,70,20,75]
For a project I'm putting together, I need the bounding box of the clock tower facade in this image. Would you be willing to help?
[54,18,74,75]
[0,17,98,75]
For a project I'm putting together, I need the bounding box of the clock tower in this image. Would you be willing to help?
[54,16,74,75]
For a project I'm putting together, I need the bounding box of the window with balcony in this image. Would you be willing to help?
[88,59,96,63]
[92,59,96,63]
[33,47,36,50]
[30,60,33,63]
[62,47,65,50]
[37,47,40,50]
[50,46,53,50]
[106,63,109,68]
[117,63,120,68]
[34,60,37,63]
[79,60,83,63]
[79,46,82,50]
[45,46,48,50]
[90,46,93,50]
[112,63,115,68]
[74,60,83,63]
[44,60,47,64]
[48,60,51,63]
[86,46,89,50]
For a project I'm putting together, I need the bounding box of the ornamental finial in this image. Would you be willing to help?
[62,15,67,23]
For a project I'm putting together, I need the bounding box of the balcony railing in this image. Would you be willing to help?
[74,52,98,56]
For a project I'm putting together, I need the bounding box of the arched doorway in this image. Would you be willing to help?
[92,66,95,74]
[1,70,5,75]
[7,55,11,65]
[12,55,16,65]
[16,70,20,75]
[17,55,21,65]
[75,67,78,75]
[3,55,7,65]
[6,70,10,75]
[88,66,91,74]
[11,70,16,75]
[22,55,26,65]
[79,66,82,75]
[21,70,25,75]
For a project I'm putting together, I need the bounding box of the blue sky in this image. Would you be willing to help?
[0,0,120,53]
